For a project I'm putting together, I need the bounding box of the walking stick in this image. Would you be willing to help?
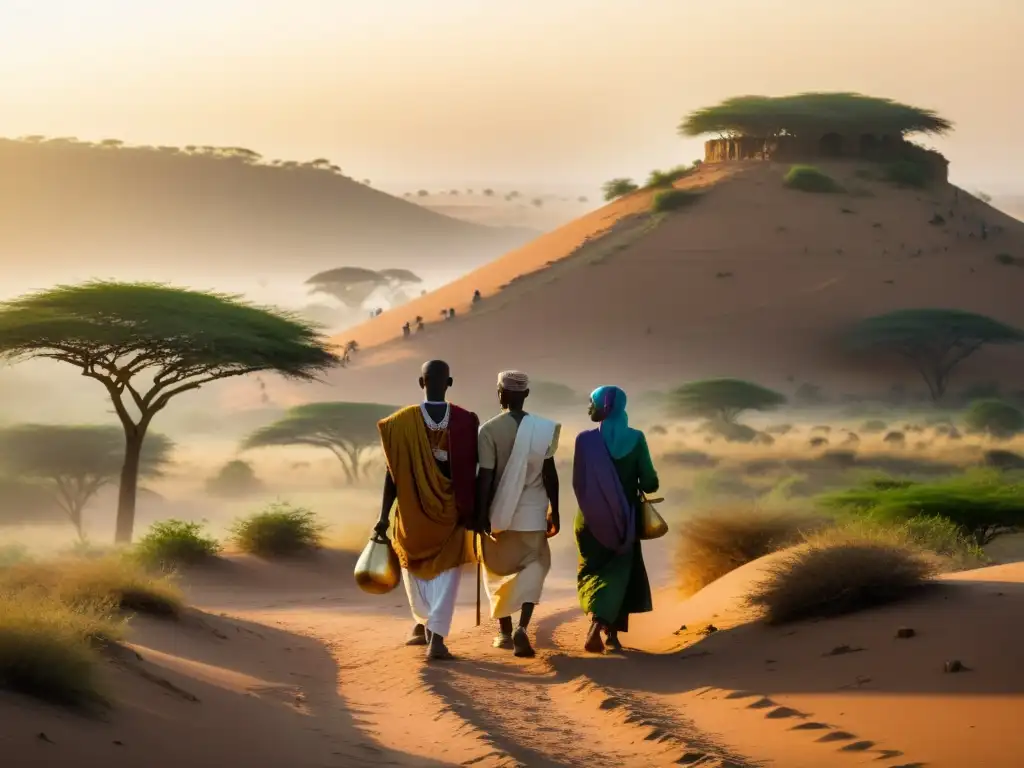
[474,533,482,627]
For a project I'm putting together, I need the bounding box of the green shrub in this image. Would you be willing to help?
[601,178,638,201]
[230,502,325,557]
[783,165,841,193]
[134,519,221,568]
[883,160,932,188]
[964,399,1024,439]
[820,472,1024,545]
[652,189,701,212]
[707,419,758,443]
[645,165,695,188]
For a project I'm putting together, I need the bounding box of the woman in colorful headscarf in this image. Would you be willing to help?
[571,385,659,653]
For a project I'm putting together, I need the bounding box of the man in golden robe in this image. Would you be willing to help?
[374,360,479,661]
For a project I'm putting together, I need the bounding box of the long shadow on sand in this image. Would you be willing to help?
[533,577,1024,701]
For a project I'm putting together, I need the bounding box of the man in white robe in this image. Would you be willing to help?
[476,370,561,657]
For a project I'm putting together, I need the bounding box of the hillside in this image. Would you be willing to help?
[0,138,532,285]
[315,160,1024,409]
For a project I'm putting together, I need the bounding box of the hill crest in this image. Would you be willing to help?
[317,160,1024,409]
[0,137,533,282]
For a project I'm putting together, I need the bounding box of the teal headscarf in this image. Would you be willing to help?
[590,385,640,460]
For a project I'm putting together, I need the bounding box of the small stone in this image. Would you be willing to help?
[701,624,718,635]
[895,627,916,639]
[944,659,964,673]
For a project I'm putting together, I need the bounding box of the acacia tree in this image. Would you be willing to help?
[242,402,397,484]
[0,281,339,543]
[0,424,173,541]
[305,267,387,310]
[848,309,1024,402]
[669,378,786,423]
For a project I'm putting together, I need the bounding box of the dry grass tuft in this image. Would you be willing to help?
[674,507,825,596]
[746,526,939,624]
[0,555,183,706]
[0,590,121,706]
[1,556,184,618]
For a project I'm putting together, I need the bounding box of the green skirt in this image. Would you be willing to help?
[574,509,653,632]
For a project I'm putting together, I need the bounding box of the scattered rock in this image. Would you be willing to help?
[944,659,965,673]
[895,627,916,639]
[673,624,688,635]
[700,624,718,636]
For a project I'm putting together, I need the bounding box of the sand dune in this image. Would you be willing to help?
[5,542,1023,767]
[314,161,1024,410]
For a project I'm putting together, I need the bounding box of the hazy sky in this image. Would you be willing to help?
[2,0,1022,193]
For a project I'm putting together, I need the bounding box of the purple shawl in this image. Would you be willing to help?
[572,428,635,554]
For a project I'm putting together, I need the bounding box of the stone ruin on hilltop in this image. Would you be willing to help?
[683,93,951,181]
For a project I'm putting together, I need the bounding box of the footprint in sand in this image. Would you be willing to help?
[839,740,875,752]
[816,731,856,743]
[746,697,775,710]
[725,690,757,700]
[765,706,805,719]
[790,722,830,731]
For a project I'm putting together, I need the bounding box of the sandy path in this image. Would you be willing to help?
[168,552,1024,768]
[205,564,762,768]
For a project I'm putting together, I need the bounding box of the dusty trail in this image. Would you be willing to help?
[221,583,762,768]
[180,549,954,768]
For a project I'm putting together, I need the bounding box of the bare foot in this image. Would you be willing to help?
[512,628,536,658]
[584,622,605,654]
[405,624,427,646]
[492,634,513,650]
[605,632,623,653]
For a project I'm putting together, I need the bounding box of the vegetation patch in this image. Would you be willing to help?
[883,159,933,188]
[134,519,221,569]
[230,502,325,557]
[0,591,118,706]
[674,508,823,596]
[0,555,184,706]
[783,165,842,193]
[746,525,939,624]
[964,399,1024,440]
[847,309,1024,402]
[2,556,184,619]
[645,165,696,188]
[679,93,952,138]
[601,178,639,201]
[820,472,1024,545]
[651,189,702,213]
[243,402,398,485]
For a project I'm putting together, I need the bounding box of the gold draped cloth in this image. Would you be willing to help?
[378,406,475,580]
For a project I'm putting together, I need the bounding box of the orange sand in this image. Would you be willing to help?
[299,162,1024,410]
[4,545,1024,767]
